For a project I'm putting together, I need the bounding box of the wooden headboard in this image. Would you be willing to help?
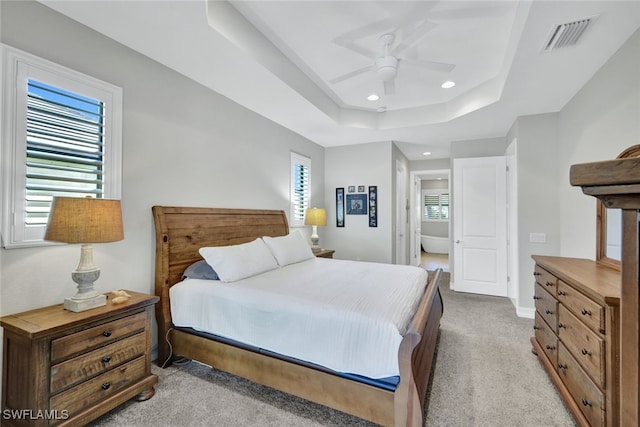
[151,206,289,358]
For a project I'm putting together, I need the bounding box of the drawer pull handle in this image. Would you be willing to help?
[557,290,566,296]
[102,355,112,363]
[581,399,592,407]
[102,330,113,338]
[581,349,592,356]
[558,322,566,329]
[581,309,592,316]
[546,345,556,351]
[533,296,541,300]
[545,281,553,287]
[545,309,554,315]
[533,326,540,330]
[101,383,111,390]
[533,272,541,276]
[558,363,567,370]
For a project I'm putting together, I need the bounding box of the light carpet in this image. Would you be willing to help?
[89,273,575,426]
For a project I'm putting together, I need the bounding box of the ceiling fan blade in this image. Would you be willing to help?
[392,20,438,57]
[402,58,455,73]
[383,79,395,95]
[333,19,391,59]
[329,65,373,84]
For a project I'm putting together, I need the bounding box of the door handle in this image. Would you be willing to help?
[455,240,462,244]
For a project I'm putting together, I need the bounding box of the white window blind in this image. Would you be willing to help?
[25,80,106,225]
[423,191,449,221]
[2,46,122,248]
[290,152,311,226]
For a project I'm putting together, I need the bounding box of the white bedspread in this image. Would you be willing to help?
[169,258,428,378]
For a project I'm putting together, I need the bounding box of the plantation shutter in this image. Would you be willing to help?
[290,152,311,226]
[25,79,105,226]
[423,192,449,220]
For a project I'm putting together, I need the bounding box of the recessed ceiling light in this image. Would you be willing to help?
[367,94,379,101]
[422,151,431,156]
[441,81,456,89]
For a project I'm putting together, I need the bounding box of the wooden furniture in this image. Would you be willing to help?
[531,256,620,426]
[571,153,640,426]
[1,291,159,426]
[313,248,335,258]
[152,206,443,426]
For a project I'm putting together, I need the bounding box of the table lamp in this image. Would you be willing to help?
[44,196,124,312]
[304,207,327,252]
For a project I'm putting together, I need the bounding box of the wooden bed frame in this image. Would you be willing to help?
[152,206,443,426]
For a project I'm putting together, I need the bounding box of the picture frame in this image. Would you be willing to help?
[336,188,345,227]
[368,186,377,227]
[358,185,365,192]
[348,186,355,193]
[346,194,367,215]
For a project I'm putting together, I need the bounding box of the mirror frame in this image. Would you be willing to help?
[596,144,640,271]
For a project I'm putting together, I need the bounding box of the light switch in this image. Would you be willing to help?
[529,233,546,243]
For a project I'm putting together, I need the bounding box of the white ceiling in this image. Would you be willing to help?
[39,0,640,160]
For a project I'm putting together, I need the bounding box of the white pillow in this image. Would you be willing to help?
[199,238,278,282]
[262,230,315,267]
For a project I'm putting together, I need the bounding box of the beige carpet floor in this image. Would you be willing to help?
[89,272,575,426]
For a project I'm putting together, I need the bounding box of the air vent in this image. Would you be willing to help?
[544,18,592,51]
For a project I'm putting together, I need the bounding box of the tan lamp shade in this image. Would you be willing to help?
[304,208,327,226]
[45,197,124,243]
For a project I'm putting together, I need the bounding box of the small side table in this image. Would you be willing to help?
[314,249,335,259]
[1,290,159,426]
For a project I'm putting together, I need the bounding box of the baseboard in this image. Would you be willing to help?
[516,305,535,319]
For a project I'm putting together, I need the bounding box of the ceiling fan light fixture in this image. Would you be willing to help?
[375,56,398,82]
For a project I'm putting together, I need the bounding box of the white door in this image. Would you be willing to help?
[453,156,508,297]
[396,161,407,265]
[412,175,422,266]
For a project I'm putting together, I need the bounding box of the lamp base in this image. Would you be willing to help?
[64,293,107,312]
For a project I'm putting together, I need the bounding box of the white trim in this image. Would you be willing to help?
[1,44,122,248]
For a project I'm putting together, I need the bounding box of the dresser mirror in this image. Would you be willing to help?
[596,144,640,271]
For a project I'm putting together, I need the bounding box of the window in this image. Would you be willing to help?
[290,152,310,227]
[422,190,449,221]
[2,46,122,248]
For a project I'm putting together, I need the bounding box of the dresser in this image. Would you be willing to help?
[1,291,159,426]
[531,255,620,427]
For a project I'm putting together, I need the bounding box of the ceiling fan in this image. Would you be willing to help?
[329,32,455,96]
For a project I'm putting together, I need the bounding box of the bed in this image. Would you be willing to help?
[152,206,443,426]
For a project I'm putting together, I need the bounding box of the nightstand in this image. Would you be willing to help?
[314,249,335,259]
[1,290,159,426]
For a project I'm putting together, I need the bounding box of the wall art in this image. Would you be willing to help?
[368,186,377,227]
[346,194,367,215]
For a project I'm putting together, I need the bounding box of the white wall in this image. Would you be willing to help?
[324,141,394,263]
[557,28,640,259]
[0,0,324,353]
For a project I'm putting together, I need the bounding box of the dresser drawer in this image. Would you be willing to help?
[50,355,146,417]
[558,344,605,427]
[557,280,605,334]
[51,311,146,362]
[534,265,558,294]
[535,283,559,333]
[50,332,146,393]
[535,312,558,367]
[558,305,605,389]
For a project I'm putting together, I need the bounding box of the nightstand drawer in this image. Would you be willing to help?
[51,311,146,362]
[50,332,146,393]
[50,355,146,417]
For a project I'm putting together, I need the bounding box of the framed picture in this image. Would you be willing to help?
[348,186,355,193]
[346,194,367,215]
[336,188,345,227]
[358,185,365,192]
[368,186,377,227]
